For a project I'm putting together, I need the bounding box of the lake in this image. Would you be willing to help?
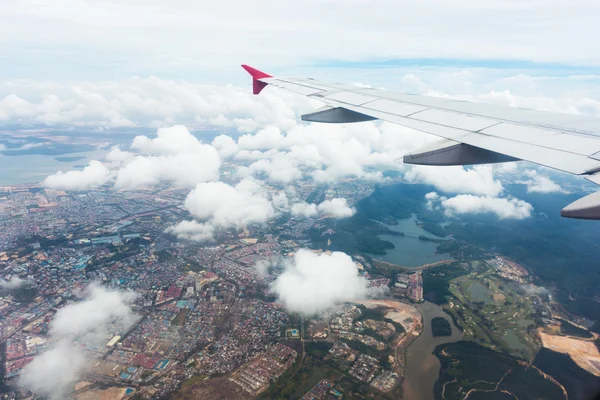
[403,301,463,400]
[370,214,450,268]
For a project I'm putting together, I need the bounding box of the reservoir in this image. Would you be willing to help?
[403,301,462,400]
[370,214,450,268]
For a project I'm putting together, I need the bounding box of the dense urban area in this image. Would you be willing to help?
[0,174,599,400]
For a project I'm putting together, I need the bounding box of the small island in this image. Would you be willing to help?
[431,316,452,337]
[54,156,86,162]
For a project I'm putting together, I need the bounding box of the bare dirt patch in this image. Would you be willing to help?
[539,331,600,376]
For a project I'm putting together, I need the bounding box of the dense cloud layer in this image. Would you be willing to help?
[270,250,378,315]
[43,160,112,190]
[43,125,220,190]
[406,165,503,196]
[439,194,533,219]
[19,285,137,399]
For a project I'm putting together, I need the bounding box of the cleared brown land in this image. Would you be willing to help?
[539,331,600,376]
[75,387,127,400]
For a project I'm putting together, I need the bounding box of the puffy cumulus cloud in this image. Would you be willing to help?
[114,152,219,189]
[247,153,303,184]
[291,202,318,218]
[315,198,356,218]
[270,250,379,315]
[104,146,134,164]
[0,79,315,130]
[43,160,112,190]
[405,165,503,196]
[522,170,565,193]
[424,191,447,210]
[183,180,274,229]
[169,179,278,242]
[19,284,137,400]
[519,284,550,297]
[290,198,356,219]
[211,134,239,158]
[114,125,220,189]
[425,192,440,201]
[131,125,208,155]
[440,195,533,219]
[233,121,434,184]
[165,220,215,243]
[43,125,220,191]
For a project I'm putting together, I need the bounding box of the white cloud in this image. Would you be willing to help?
[522,170,565,193]
[0,79,313,130]
[114,125,220,189]
[114,152,219,189]
[291,202,318,218]
[43,160,112,190]
[104,146,134,164]
[43,125,220,191]
[405,165,504,196]
[19,284,137,400]
[270,250,378,315]
[131,125,206,155]
[291,198,356,219]
[166,220,215,243]
[440,194,533,219]
[234,121,433,184]
[316,198,356,218]
[0,276,32,290]
[169,179,277,241]
[211,134,239,158]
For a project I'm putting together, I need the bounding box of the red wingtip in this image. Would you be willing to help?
[241,64,272,79]
[241,65,272,95]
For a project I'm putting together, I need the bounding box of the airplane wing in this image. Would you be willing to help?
[242,64,600,220]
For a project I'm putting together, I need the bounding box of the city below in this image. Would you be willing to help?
[0,172,598,400]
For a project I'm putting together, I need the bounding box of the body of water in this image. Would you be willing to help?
[0,150,106,185]
[403,301,463,400]
[370,214,450,268]
[468,282,493,304]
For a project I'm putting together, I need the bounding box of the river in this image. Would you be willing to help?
[403,301,462,400]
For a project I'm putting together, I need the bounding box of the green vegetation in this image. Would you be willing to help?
[431,317,451,337]
[533,348,600,400]
[422,262,471,304]
[171,308,190,326]
[443,266,538,359]
[306,186,327,204]
[264,355,343,400]
[420,221,448,237]
[306,215,400,255]
[434,341,566,400]
[559,320,593,339]
[344,182,600,332]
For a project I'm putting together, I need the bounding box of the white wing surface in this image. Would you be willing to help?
[242,65,600,219]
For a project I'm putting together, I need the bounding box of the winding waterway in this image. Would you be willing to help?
[403,301,462,400]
